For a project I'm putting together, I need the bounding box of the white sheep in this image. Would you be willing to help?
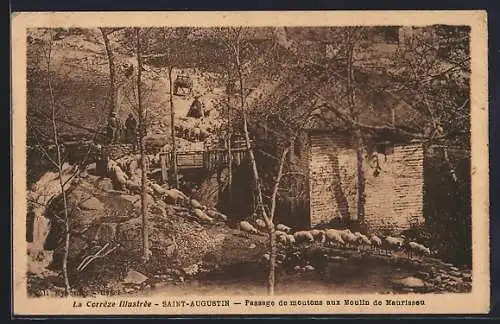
[150,183,167,196]
[405,241,431,259]
[338,229,353,242]
[309,229,326,244]
[370,235,382,253]
[277,234,288,245]
[382,236,405,256]
[286,234,296,245]
[354,232,371,251]
[347,233,361,249]
[206,209,228,222]
[276,224,292,233]
[336,230,358,249]
[325,229,345,247]
[193,208,214,223]
[240,220,258,235]
[190,199,203,209]
[275,230,288,237]
[164,189,188,205]
[293,230,314,244]
[255,218,267,231]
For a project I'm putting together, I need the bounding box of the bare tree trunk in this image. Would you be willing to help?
[45,33,71,296]
[346,37,366,223]
[231,29,276,295]
[267,230,277,295]
[227,96,232,205]
[136,27,150,263]
[100,28,116,115]
[355,130,365,222]
[267,146,290,296]
[168,67,179,188]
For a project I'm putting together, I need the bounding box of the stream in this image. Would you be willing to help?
[138,258,418,297]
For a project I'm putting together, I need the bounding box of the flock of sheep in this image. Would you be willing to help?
[104,152,431,261]
[173,116,222,144]
[239,220,432,260]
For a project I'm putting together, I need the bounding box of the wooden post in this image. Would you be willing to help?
[160,154,168,184]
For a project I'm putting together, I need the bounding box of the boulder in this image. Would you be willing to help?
[327,256,348,262]
[121,194,155,210]
[391,276,426,288]
[123,270,148,285]
[68,235,89,258]
[95,223,119,243]
[415,271,430,280]
[79,197,105,211]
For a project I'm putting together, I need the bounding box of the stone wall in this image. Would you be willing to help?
[308,132,357,225]
[364,142,425,234]
[308,132,425,234]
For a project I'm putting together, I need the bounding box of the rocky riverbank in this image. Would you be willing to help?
[26,165,471,298]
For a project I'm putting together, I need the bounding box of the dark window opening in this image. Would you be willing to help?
[294,138,301,158]
[375,141,394,156]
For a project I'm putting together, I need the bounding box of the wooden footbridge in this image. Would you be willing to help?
[158,140,250,182]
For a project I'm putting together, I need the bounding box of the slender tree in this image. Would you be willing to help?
[168,66,180,188]
[31,29,73,296]
[99,28,117,116]
[135,27,150,263]
[222,27,296,295]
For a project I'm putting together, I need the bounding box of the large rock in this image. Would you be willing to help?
[120,194,155,210]
[27,247,57,278]
[391,276,426,288]
[79,197,105,211]
[134,194,155,209]
[68,235,90,258]
[95,223,119,243]
[96,178,114,192]
[123,270,148,285]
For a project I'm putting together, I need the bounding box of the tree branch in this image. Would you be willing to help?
[269,147,290,223]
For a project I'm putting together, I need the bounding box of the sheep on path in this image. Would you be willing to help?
[255,218,267,231]
[240,220,259,235]
[293,231,314,244]
[325,229,345,248]
[276,224,292,233]
[404,241,431,259]
[370,235,382,253]
[354,232,371,251]
[309,229,326,244]
[382,236,405,256]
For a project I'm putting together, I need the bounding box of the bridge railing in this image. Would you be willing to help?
[158,146,250,183]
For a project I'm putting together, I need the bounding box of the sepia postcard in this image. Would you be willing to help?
[11,10,490,316]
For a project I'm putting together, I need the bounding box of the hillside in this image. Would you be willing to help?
[27,29,227,147]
